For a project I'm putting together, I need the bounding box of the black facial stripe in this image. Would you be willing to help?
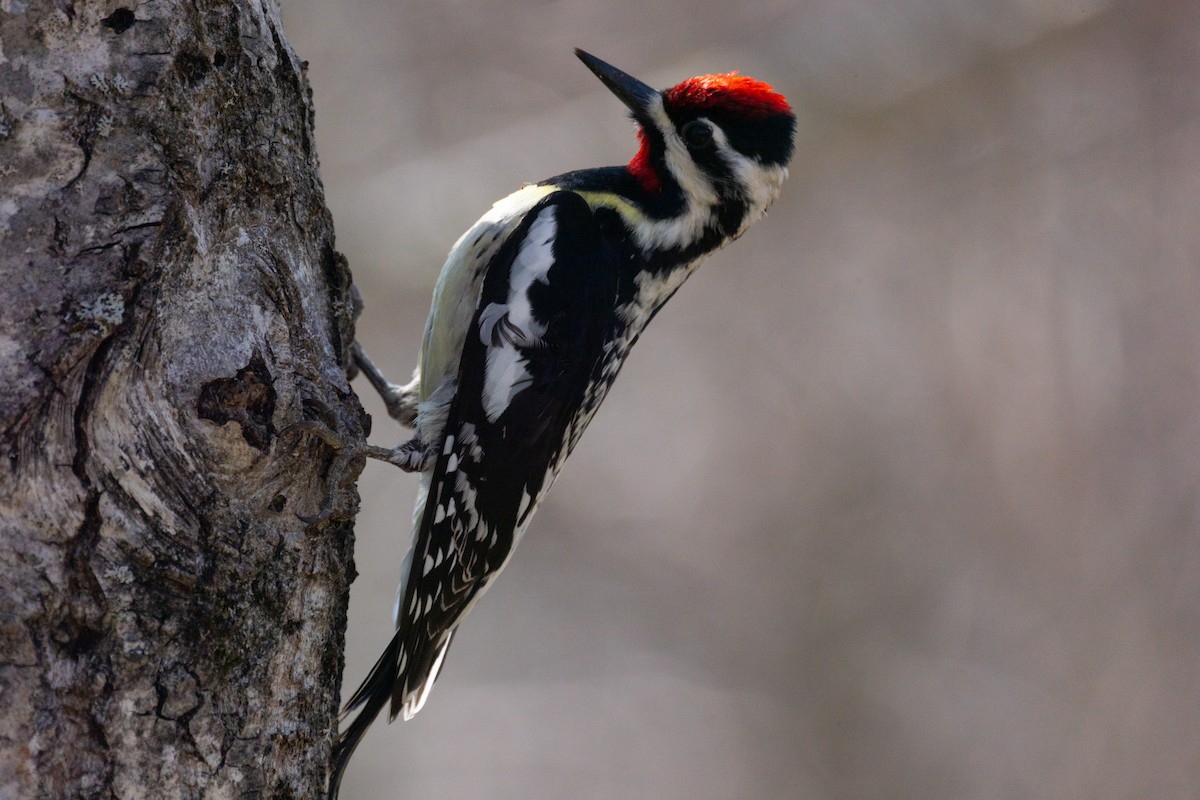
[692,143,738,184]
[719,113,795,165]
[644,200,748,271]
[668,108,796,167]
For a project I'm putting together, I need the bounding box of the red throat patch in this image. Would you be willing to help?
[663,73,792,120]
[628,127,663,194]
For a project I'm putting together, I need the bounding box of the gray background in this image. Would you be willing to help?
[282,0,1200,797]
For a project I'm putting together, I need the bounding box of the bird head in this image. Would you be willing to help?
[576,49,795,241]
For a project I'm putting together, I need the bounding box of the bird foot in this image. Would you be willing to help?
[363,437,437,473]
[280,419,434,524]
[277,419,363,524]
[352,342,418,427]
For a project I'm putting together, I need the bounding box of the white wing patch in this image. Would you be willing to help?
[479,207,558,423]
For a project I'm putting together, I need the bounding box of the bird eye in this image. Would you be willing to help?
[682,120,714,150]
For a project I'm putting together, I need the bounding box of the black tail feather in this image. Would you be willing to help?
[328,630,405,799]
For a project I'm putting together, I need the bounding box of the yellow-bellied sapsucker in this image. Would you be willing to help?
[330,50,795,797]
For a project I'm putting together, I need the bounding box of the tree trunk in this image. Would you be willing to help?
[0,1,364,796]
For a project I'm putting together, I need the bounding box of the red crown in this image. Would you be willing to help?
[664,73,792,119]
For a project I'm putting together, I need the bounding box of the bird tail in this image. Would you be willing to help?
[327,628,456,799]
[327,630,404,800]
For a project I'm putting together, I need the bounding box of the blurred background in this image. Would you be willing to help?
[282,1,1200,797]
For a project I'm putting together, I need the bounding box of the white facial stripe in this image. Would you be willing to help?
[654,108,720,209]
[710,124,788,235]
[589,101,714,253]
[619,108,791,250]
[704,124,786,210]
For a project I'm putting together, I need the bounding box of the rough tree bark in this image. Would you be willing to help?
[0,1,366,797]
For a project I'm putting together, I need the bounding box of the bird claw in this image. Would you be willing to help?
[279,417,434,524]
[278,418,364,524]
[278,343,429,523]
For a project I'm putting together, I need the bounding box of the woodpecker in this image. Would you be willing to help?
[330,50,795,796]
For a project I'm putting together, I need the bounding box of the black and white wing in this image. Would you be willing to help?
[330,191,620,796]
